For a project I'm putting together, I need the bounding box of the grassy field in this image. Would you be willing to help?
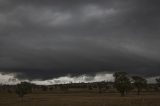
[0,91,160,106]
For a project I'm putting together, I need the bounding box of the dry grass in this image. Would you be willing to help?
[0,92,160,106]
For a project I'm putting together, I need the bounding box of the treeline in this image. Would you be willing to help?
[0,72,160,98]
[113,72,160,96]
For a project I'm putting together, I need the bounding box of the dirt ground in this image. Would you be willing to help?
[0,92,160,106]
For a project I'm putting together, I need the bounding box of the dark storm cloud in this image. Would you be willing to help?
[0,0,160,80]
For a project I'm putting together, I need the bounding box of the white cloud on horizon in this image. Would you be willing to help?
[0,73,21,85]
[0,72,158,85]
[32,73,114,85]
[0,72,114,85]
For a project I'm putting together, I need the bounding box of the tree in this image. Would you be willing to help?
[114,72,132,96]
[49,86,54,91]
[132,76,147,95]
[16,82,32,105]
[88,85,93,90]
[97,83,103,93]
[41,86,48,91]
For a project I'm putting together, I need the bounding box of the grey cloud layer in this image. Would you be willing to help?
[0,0,160,80]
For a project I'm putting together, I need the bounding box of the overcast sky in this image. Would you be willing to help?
[0,0,160,82]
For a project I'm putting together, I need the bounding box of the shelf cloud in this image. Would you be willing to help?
[0,0,160,81]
